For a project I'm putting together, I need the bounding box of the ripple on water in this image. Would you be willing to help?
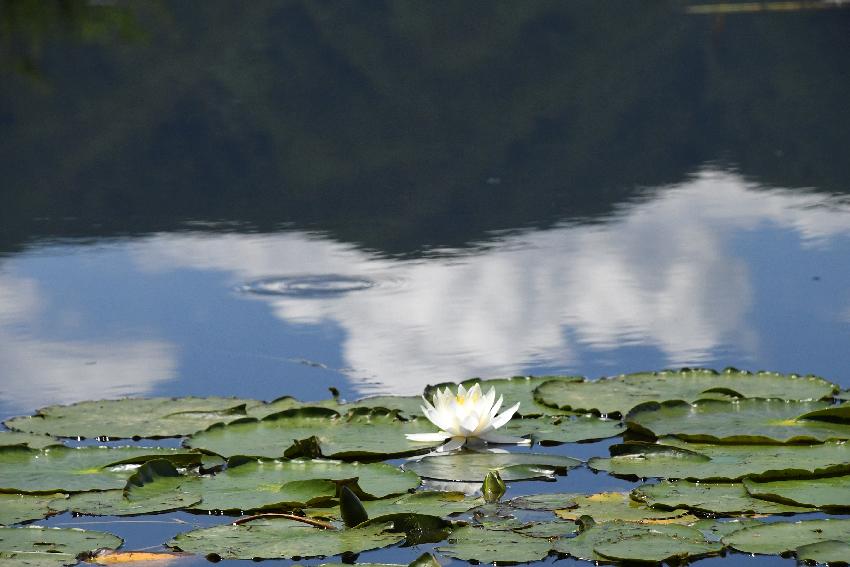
[236,275,378,298]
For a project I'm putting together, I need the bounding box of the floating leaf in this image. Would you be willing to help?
[309,491,483,521]
[404,450,581,482]
[554,520,719,562]
[795,540,850,564]
[436,525,552,563]
[0,446,202,493]
[5,397,254,439]
[632,480,811,515]
[627,399,850,444]
[168,518,404,560]
[362,513,452,546]
[690,518,764,541]
[553,492,693,523]
[508,493,577,511]
[589,438,850,481]
[186,408,441,459]
[245,396,340,419]
[0,526,122,567]
[340,396,425,419]
[722,519,850,555]
[426,375,584,417]
[534,369,836,416]
[0,493,65,525]
[743,475,850,510]
[797,402,850,423]
[0,431,61,450]
[592,531,724,563]
[56,460,201,516]
[189,458,419,512]
[515,521,578,539]
[502,415,625,444]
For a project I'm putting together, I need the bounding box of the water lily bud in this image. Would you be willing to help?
[340,485,369,527]
[482,469,507,503]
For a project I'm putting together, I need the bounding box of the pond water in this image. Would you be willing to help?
[2,1,850,566]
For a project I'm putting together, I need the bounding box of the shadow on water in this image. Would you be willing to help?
[0,1,848,257]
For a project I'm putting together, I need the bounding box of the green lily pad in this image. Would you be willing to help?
[0,494,66,526]
[514,521,578,539]
[340,396,425,419]
[502,415,625,444]
[168,518,404,560]
[0,526,122,567]
[593,530,724,563]
[436,525,552,563]
[186,408,441,459]
[189,458,420,512]
[56,460,202,516]
[404,450,581,482]
[552,492,694,523]
[627,399,850,444]
[589,438,850,481]
[245,396,341,419]
[309,492,483,521]
[0,446,202,493]
[554,520,719,562]
[632,480,811,515]
[796,540,850,564]
[797,402,850,423]
[426,375,584,417]
[722,519,850,555]
[508,493,577,511]
[534,369,836,416]
[690,518,765,541]
[0,432,61,450]
[743,475,850,510]
[5,397,255,439]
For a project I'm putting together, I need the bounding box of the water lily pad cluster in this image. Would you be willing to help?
[3,368,850,565]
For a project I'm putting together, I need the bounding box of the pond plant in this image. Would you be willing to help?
[2,368,850,565]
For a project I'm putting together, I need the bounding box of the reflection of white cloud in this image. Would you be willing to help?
[133,170,850,395]
[0,274,177,412]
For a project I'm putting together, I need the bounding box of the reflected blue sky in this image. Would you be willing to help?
[2,168,850,418]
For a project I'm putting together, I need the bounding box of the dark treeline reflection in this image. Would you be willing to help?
[1,0,848,255]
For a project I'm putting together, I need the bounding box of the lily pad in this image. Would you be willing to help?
[632,480,811,515]
[404,450,581,482]
[691,518,765,541]
[340,396,425,418]
[0,526,122,567]
[627,399,850,444]
[552,492,694,523]
[514,521,578,539]
[56,460,202,516]
[309,492,483,521]
[502,415,625,444]
[436,525,552,563]
[722,519,850,555]
[0,432,61,450]
[426,375,584,417]
[5,397,254,439]
[796,540,850,564]
[168,518,404,560]
[245,396,341,419]
[186,408,441,459]
[554,520,720,562]
[534,369,836,416]
[0,494,66,526]
[0,446,202,493]
[589,438,850,481]
[743,475,850,510]
[508,493,577,512]
[189,458,420,511]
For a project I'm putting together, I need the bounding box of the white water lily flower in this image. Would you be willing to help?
[405,383,530,452]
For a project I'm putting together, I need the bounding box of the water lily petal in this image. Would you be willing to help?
[437,436,467,452]
[405,431,453,442]
[488,394,504,421]
[489,402,520,429]
[460,414,481,436]
[478,431,531,445]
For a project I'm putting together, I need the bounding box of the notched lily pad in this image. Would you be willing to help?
[503,415,625,444]
[426,375,584,417]
[186,407,442,460]
[404,450,581,482]
[0,526,122,566]
[589,438,850,481]
[5,397,255,439]
[0,446,202,493]
[436,525,552,563]
[722,519,850,555]
[632,480,811,515]
[552,492,694,523]
[534,368,836,417]
[168,518,404,560]
[0,493,66,526]
[627,399,850,444]
[743,475,850,511]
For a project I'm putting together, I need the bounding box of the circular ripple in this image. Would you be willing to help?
[237,275,376,297]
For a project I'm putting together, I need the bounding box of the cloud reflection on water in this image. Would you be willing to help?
[132,169,850,395]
